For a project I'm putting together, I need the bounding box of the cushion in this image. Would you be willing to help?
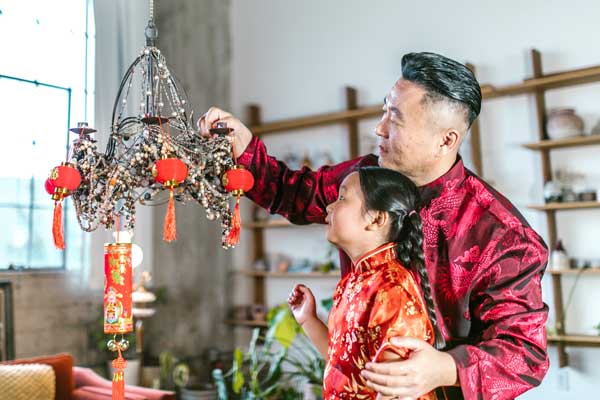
[0,363,55,400]
[73,386,147,400]
[2,353,74,400]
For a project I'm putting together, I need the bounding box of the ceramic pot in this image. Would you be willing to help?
[546,108,584,140]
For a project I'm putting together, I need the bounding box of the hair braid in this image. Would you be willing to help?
[399,212,446,350]
[358,167,446,350]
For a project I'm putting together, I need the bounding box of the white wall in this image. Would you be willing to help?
[230,0,600,398]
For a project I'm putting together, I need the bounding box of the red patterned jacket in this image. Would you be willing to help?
[237,136,549,400]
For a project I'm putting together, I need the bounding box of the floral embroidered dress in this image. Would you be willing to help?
[324,242,436,400]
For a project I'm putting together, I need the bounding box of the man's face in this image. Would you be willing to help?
[375,79,440,178]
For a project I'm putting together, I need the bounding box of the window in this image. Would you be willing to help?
[0,0,94,270]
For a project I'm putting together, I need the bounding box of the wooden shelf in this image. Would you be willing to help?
[251,105,381,135]
[238,269,340,278]
[548,334,600,347]
[523,134,600,150]
[249,66,600,135]
[549,268,600,276]
[481,64,600,99]
[244,219,292,228]
[244,219,324,229]
[527,201,600,211]
[224,319,268,328]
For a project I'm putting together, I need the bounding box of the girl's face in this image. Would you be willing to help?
[325,172,372,251]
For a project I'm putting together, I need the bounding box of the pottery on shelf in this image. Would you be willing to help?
[546,108,584,140]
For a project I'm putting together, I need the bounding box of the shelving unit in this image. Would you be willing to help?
[527,201,600,211]
[230,87,364,328]
[505,49,600,368]
[238,269,340,278]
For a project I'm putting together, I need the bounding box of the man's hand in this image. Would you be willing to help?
[361,337,458,399]
[198,107,253,157]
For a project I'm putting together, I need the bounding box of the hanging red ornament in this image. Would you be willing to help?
[153,157,188,242]
[104,242,133,400]
[222,166,255,195]
[211,121,256,247]
[104,243,134,334]
[222,166,255,247]
[48,163,81,249]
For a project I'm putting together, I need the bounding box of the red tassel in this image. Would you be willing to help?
[52,201,65,250]
[226,197,241,247]
[163,189,177,242]
[111,349,127,400]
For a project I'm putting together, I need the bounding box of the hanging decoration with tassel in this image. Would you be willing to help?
[212,122,255,247]
[153,157,188,242]
[104,238,133,400]
[46,163,81,249]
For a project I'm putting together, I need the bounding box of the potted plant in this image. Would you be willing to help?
[212,305,325,400]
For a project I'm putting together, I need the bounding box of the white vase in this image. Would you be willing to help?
[107,358,141,386]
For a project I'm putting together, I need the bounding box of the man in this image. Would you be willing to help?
[200,52,549,399]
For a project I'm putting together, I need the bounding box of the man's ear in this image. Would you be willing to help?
[439,128,461,156]
[366,210,388,231]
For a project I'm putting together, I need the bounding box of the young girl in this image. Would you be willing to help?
[288,167,445,400]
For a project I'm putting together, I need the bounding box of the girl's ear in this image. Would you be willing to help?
[365,210,389,231]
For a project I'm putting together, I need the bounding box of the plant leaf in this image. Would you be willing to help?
[232,348,245,394]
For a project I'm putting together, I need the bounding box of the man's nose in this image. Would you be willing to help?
[374,118,388,138]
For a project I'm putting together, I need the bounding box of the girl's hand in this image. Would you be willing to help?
[287,284,317,326]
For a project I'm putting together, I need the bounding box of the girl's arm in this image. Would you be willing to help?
[300,316,329,359]
[288,284,329,359]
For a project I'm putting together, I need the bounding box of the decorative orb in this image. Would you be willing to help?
[118,339,130,352]
[50,163,81,191]
[107,339,118,352]
[222,166,254,196]
[154,158,188,187]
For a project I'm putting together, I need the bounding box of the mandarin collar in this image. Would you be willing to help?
[352,242,397,274]
[418,156,466,206]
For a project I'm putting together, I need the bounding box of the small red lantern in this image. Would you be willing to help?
[222,166,255,196]
[48,162,81,250]
[153,157,188,242]
[222,166,255,247]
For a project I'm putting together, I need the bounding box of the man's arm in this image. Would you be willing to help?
[237,135,377,224]
[447,226,549,400]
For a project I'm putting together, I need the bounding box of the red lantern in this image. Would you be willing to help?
[222,166,255,196]
[48,163,81,250]
[222,166,255,247]
[153,157,188,242]
[104,242,133,400]
[154,158,188,188]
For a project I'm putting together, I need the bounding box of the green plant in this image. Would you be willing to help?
[212,306,325,399]
[158,351,190,390]
[212,328,290,399]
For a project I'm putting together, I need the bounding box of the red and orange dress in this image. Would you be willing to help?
[324,242,436,400]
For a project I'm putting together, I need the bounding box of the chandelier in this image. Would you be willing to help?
[45,0,253,249]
